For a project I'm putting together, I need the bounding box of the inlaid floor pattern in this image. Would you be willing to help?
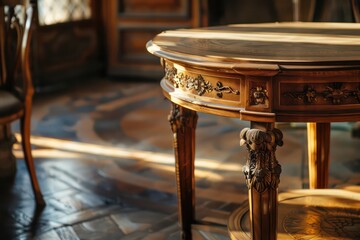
[1,78,359,239]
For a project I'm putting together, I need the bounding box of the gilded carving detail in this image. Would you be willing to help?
[250,86,268,105]
[164,63,177,84]
[183,74,212,96]
[164,65,240,98]
[240,128,283,193]
[214,81,240,98]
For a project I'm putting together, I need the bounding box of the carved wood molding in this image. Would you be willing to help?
[164,63,240,98]
[240,128,283,193]
[283,83,360,105]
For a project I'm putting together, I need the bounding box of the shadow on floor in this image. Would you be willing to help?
[1,78,359,239]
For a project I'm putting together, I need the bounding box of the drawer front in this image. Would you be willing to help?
[275,76,360,112]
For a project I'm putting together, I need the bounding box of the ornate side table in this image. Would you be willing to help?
[147,22,360,239]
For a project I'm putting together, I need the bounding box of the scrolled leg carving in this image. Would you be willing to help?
[169,103,198,240]
[240,124,283,240]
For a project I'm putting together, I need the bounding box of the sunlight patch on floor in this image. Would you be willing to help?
[14,133,243,172]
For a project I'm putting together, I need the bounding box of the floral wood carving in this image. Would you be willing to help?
[164,63,177,84]
[323,85,350,104]
[164,64,240,98]
[284,86,317,104]
[240,128,283,193]
[250,86,268,105]
[283,83,360,105]
[183,73,213,96]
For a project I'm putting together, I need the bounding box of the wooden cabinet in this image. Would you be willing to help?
[31,0,104,91]
[103,0,206,79]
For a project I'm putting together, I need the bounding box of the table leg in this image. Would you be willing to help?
[307,122,330,189]
[240,122,283,240]
[168,103,198,240]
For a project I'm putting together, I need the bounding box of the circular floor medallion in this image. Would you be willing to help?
[228,189,360,240]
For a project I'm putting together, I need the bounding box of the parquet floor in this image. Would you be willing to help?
[1,78,359,239]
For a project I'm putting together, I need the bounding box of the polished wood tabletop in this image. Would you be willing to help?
[148,22,360,69]
[147,22,360,123]
[147,22,360,240]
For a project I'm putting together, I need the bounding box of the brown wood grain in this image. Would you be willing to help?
[147,22,360,239]
[149,22,360,70]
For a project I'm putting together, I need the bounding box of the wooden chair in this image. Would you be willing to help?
[0,0,45,206]
[352,0,360,22]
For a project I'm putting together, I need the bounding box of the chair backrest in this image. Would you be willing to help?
[352,0,360,22]
[0,0,34,100]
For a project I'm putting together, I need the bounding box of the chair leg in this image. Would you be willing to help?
[20,110,45,206]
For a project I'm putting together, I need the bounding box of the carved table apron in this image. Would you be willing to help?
[147,22,360,239]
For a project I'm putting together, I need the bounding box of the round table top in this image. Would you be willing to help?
[147,22,360,70]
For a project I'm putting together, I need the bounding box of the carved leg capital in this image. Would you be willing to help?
[168,104,198,133]
[240,127,283,192]
[240,124,283,240]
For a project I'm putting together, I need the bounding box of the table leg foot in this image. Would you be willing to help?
[169,103,198,240]
[240,122,283,240]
